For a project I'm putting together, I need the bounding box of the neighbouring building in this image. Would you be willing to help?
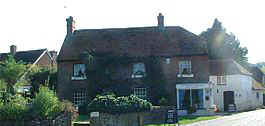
[0,45,57,68]
[0,45,57,93]
[209,59,264,112]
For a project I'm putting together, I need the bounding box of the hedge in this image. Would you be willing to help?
[88,95,152,114]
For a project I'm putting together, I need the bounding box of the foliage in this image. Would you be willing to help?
[88,94,152,114]
[187,105,197,114]
[0,95,28,121]
[200,19,248,65]
[31,86,64,120]
[27,67,57,96]
[143,56,169,105]
[83,52,169,105]
[0,55,26,94]
[158,97,168,106]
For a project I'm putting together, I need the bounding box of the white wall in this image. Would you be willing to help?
[210,74,262,111]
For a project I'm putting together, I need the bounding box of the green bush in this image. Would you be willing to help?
[158,97,168,106]
[88,95,152,114]
[31,86,64,120]
[0,95,28,121]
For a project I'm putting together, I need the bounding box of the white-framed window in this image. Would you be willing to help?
[134,88,147,99]
[165,58,171,64]
[132,63,146,78]
[179,61,192,74]
[72,64,87,80]
[73,90,88,107]
[217,76,226,85]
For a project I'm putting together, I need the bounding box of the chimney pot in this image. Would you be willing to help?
[66,16,75,35]
[157,13,164,30]
[10,45,17,55]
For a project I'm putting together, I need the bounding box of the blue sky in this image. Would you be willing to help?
[0,0,264,63]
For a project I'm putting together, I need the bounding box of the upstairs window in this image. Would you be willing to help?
[132,63,146,78]
[179,61,192,74]
[134,88,147,99]
[72,64,87,80]
[217,76,226,85]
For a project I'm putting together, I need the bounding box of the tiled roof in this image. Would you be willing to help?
[0,49,47,64]
[210,59,252,76]
[57,26,208,61]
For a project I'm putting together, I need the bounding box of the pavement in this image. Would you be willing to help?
[184,109,265,126]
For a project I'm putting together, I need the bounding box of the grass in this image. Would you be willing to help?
[146,115,219,126]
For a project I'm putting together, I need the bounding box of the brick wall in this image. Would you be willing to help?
[57,55,209,105]
[36,52,52,67]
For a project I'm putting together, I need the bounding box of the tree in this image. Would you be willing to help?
[0,55,26,94]
[200,19,248,65]
[27,66,57,97]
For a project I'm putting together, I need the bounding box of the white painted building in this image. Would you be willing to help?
[209,60,264,112]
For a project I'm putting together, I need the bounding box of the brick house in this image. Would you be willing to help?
[0,45,57,93]
[0,45,57,68]
[57,13,210,108]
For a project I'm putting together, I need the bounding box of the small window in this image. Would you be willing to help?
[132,63,146,78]
[134,88,147,99]
[256,92,259,99]
[217,76,226,85]
[165,58,171,64]
[72,64,87,80]
[179,61,192,74]
[73,90,88,107]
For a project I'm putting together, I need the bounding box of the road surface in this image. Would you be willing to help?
[185,109,265,126]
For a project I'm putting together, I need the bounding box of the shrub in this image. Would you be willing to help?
[78,103,88,115]
[31,86,64,120]
[0,95,28,121]
[88,95,152,114]
[158,97,168,106]
[61,100,78,120]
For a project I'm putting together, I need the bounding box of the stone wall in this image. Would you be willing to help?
[0,114,71,126]
[90,113,144,126]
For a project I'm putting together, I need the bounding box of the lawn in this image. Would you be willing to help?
[146,115,219,126]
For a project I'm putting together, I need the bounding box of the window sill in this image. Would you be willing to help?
[217,83,226,85]
[71,76,87,80]
[177,74,194,78]
[131,75,145,78]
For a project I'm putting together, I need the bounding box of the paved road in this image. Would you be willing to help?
[185,109,265,126]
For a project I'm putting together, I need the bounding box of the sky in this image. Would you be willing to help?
[0,0,264,64]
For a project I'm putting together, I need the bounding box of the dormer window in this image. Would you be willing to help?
[72,64,87,80]
[132,63,146,78]
[177,60,193,77]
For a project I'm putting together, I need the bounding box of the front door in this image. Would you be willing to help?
[223,91,235,111]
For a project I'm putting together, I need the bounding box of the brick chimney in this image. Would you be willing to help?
[157,13,164,30]
[10,45,17,55]
[66,16,75,36]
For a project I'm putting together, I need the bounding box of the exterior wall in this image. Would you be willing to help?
[36,52,53,67]
[210,75,263,111]
[57,61,90,101]
[57,55,209,106]
[161,55,209,105]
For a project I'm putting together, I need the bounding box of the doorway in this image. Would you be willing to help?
[223,91,235,111]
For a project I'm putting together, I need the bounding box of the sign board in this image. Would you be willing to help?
[90,112,99,118]
[165,109,178,124]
